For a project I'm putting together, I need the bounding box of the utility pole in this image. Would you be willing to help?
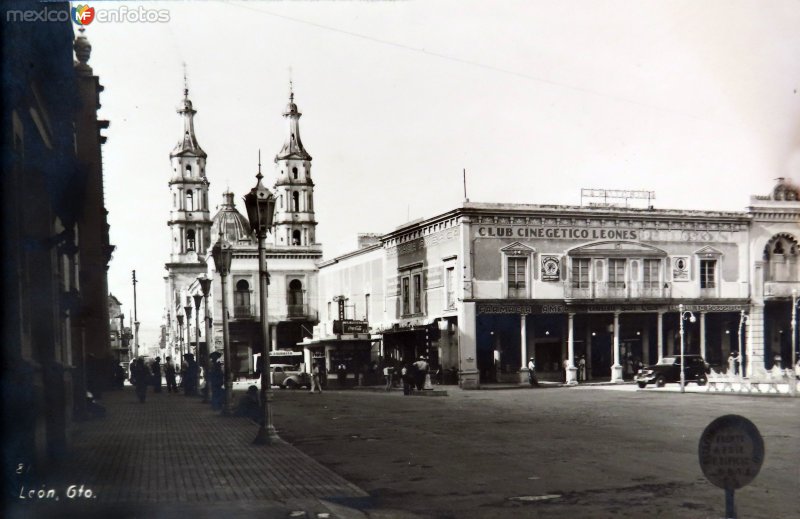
[132,270,139,358]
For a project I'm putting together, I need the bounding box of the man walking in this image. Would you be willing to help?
[164,356,177,393]
[131,357,149,403]
[309,362,323,393]
[383,364,394,391]
[151,357,162,393]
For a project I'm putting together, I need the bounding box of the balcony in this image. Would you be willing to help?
[233,305,255,319]
[763,280,800,298]
[287,304,309,319]
[564,282,669,300]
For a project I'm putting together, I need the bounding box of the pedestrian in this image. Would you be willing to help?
[774,354,783,370]
[164,356,178,393]
[527,357,539,387]
[183,353,199,396]
[235,385,264,425]
[562,358,571,383]
[208,351,224,410]
[309,362,323,393]
[727,352,737,376]
[337,362,347,388]
[151,357,162,393]
[113,363,126,389]
[383,364,394,391]
[578,355,587,382]
[413,356,429,390]
[130,357,148,403]
[401,364,412,395]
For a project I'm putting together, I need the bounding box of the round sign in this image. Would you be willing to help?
[698,414,764,490]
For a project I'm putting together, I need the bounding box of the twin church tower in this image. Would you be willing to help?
[164,82,321,361]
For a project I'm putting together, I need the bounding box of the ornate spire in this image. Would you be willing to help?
[276,86,311,161]
[73,27,92,74]
[171,66,206,158]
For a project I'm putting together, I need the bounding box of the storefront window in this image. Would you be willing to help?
[609,259,625,288]
[643,259,659,288]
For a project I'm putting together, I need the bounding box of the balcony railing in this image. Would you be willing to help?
[564,281,669,299]
[233,305,255,319]
[287,304,308,319]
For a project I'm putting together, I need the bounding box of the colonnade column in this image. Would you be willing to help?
[657,311,664,362]
[519,314,529,384]
[700,311,707,359]
[566,313,578,384]
[611,312,624,382]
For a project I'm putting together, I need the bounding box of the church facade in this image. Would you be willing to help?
[163,88,321,376]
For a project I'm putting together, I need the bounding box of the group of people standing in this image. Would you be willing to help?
[129,353,220,404]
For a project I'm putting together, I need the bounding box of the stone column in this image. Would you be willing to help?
[657,311,664,362]
[747,304,765,377]
[700,311,707,359]
[519,314,529,383]
[458,302,479,389]
[566,313,578,384]
[611,312,624,382]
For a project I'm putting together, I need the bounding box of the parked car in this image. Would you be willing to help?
[269,364,311,389]
[635,355,710,388]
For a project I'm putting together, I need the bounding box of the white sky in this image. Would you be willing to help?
[85,0,800,347]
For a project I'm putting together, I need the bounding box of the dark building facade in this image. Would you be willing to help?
[2,0,112,486]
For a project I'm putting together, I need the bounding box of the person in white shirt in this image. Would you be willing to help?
[527,357,538,387]
[383,365,394,391]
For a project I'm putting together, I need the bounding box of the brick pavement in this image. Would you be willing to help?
[6,387,371,519]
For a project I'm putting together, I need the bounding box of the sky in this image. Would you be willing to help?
[83,0,800,348]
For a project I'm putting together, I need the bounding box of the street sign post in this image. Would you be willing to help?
[698,415,764,519]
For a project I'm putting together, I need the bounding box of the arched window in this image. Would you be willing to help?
[186,229,196,251]
[279,194,284,209]
[186,164,192,174]
[173,193,176,208]
[764,233,799,282]
[292,166,298,179]
[234,280,251,317]
[187,190,194,211]
[287,279,303,317]
[292,230,301,245]
[292,191,300,212]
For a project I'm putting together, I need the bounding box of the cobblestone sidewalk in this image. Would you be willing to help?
[7,387,370,519]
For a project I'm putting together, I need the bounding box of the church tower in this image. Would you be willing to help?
[164,84,212,355]
[272,86,318,247]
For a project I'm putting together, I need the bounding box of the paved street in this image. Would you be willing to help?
[6,387,370,519]
[271,385,800,519]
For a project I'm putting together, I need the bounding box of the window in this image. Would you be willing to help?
[571,258,590,289]
[292,191,299,211]
[292,167,298,179]
[186,229,196,251]
[234,280,251,315]
[608,259,625,288]
[445,266,456,309]
[327,301,331,320]
[365,294,370,321]
[186,190,194,211]
[402,277,410,315]
[173,193,176,208]
[700,260,716,288]
[288,280,303,304]
[292,230,301,245]
[279,194,284,209]
[643,259,659,288]
[507,256,527,298]
[413,274,422,313]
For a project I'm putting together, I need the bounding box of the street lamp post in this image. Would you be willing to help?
[211,232,234,415]
[176,314,184,360]
[198,277,212,403]
[678,304,696,394]
[791,290,798,396]
[193,293,203,399]
[185,303,194,395]
[738,310,750,379]
[244,156,278,445]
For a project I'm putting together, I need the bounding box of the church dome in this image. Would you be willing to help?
[210,191,253,244]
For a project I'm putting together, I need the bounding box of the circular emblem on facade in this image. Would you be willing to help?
[543,258,558,275]
[698,414,764,490]
[675,257,687,271]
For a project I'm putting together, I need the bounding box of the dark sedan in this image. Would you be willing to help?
[635,355,709,388]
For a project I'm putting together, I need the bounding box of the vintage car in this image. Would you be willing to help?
[635,355,710,388]
[269,363,311,389]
